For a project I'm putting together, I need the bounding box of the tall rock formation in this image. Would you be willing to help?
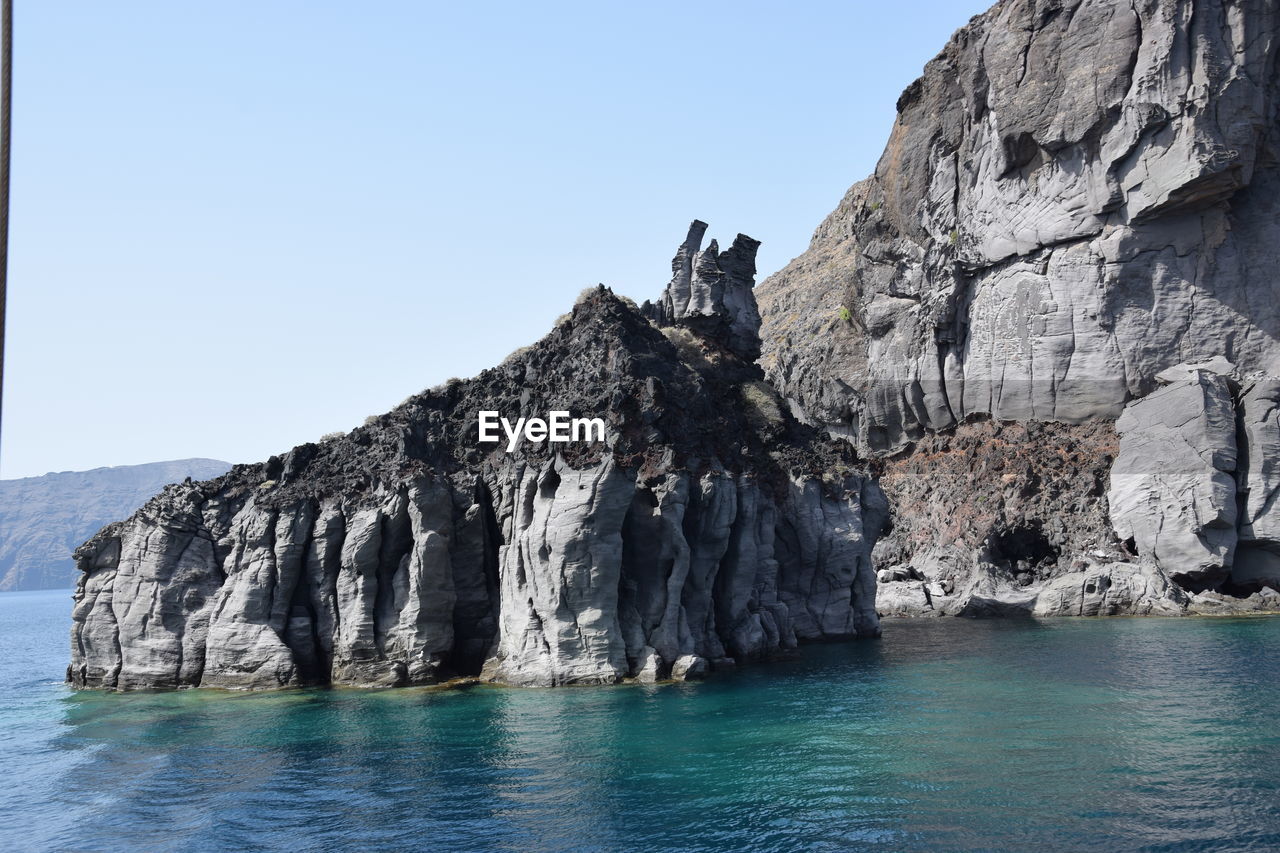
[757,0,1280,612]
[643,220,764,362]
[69,224,888,691]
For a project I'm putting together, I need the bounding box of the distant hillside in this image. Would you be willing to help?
[0,459,231,591]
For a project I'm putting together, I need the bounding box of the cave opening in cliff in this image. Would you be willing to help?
[1220,543,1280,598]
[988,521,1059,573]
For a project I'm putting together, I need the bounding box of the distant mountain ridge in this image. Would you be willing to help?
[0,459,231,591]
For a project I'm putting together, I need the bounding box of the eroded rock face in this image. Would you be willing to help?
[71,1,1280,689]
[1108,364,1239,588]
[760,0,1280,456]
[644,220,764,363]
[70,225,886,691]
[483,457,635,686]
[1236,378,1280,589]
[870,419,1124,616]
[756,0,1280,603]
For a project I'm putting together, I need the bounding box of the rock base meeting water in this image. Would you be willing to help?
[7,589,1280,852]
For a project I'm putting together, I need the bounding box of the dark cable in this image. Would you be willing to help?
[0,0,11,454]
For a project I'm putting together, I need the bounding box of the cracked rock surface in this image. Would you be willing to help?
[70,225,886,691]
[757,0,1280,610]
[1108,362,1239,588]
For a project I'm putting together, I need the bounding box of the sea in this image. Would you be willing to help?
[2,588,1279,852]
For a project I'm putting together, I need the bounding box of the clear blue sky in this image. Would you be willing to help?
[1,1,989,479]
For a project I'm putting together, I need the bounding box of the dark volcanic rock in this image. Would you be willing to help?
[70,224,886,691]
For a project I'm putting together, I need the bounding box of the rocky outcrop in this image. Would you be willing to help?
[68,1,1280,690]
[878,560,1190,618]
[70,224,886,691]
[643,220,764,362]
[756,0,1280,609]
[1108,361,1239,589]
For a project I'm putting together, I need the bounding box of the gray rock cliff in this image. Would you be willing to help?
[642,220,764,363]
[1108,360,1239,588]
[757,0,1280,613]
[70,224,886,690]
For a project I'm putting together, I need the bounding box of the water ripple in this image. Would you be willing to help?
[2,592,1279,851]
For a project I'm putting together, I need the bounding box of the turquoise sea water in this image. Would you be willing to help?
[3,589,1279,852]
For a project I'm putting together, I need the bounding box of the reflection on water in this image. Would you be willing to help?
[2,590,1280,852]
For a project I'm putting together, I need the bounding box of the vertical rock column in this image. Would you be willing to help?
[200,499,311,689]
[713,477,794,661]
[776,475,884,640]
[483,457,637,686]
[617,472,693,682]
[647,219,763,362]
[1232,379,1280,590]
[1108,363,1240,588]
